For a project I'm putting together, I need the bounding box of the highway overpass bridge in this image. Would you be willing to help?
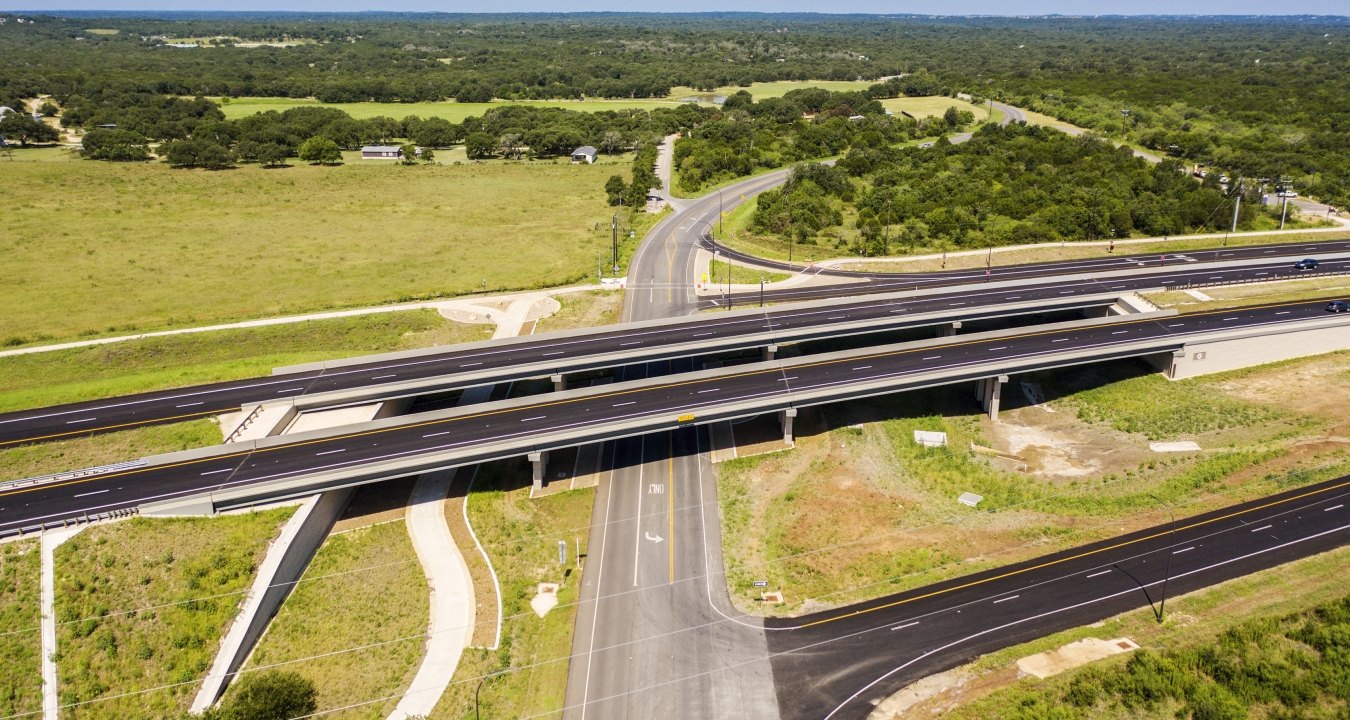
[2,300,1344,537]
[3,247,1347,450]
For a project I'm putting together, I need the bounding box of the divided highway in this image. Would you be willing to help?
[2,300,1342,538]
[3,243,1347,451]
[767,474,1350,719]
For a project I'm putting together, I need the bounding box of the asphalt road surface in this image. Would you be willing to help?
[766,474,1350,719]
[5,240,1346,451]
[3,300,1340,536]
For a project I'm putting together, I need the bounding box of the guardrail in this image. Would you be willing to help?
[1177,268,1350,291]
[223,404,265,444]
[0,459,147,492]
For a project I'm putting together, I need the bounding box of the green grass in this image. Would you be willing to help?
[0,420,222,483]
[233,521,428,720]
[942,548,1350,720]
[716,354,1348,615]
[532,290,623,334]
[668,80,878,101]
[1,158,634,343]
[712,195,840,264]
[217,96,687,122]
[1056,372,1288,440]
[880,96,995,121]
[54,510,294,719]
[432,459,595,719]
[0,310,489,413]
[706,260,791,286]
[0,539,42,719]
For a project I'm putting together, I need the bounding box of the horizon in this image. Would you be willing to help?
[8,5,1350,18]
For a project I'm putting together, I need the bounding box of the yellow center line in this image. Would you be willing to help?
[0,408,223,447]
[0,298,1321,503]
[798,476,1350,629]
[668,433,676,583]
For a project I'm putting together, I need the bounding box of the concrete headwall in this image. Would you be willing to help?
[1161,322,1350,380]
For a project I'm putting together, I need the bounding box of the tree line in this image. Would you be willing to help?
[749,123,1287,256]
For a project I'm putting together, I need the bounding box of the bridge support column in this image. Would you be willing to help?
[981,375,1009,421]
[551,374,567,392]
[938,321,962,337]
[529,451,548,494]
[780,408,798,445]
[763,344,778,362]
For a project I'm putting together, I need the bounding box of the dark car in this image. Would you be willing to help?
[1327,300,1350,313]
[1294,258,1320,270]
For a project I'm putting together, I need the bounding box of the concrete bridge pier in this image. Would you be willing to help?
[780,408,798,445]
[763,344,778,362]
[529,450,549,494]
[938,321,962,337]
[977,375,1010,421]
[551,374,567,392]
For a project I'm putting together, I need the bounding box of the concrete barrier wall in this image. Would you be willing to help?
[190,487,354,712]
[1167,323,1350,380]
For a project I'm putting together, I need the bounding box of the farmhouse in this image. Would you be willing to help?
[361,145,402,160]
[571,145,598,164]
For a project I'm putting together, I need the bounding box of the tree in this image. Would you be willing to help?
[419,147,435,163]
[80,128,151,161]
[0,114,59,146]
[605,175,628,206]
[256,143,289,168]
[37,101,59,117]
[400,143,420,165]
[406,116,459,148]
[498,132,524,160]
[297,136,342,165]
[208,671,317,720]
[161,139,235,169]
[465,132,495,159]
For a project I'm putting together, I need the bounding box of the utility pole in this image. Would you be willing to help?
[597,250,602,282]
[718,189,724,235]
[725,256,731,310]
[611,213,619,273]
[1280,195,1289,230]
[760,277,765,308]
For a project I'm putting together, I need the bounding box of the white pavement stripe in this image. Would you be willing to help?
[992,595,1020,604]
[65,417,97,424]
[1250,525,1272,532]
[423,431,449,438]
[1326,504,1344,512]
[176,402,204,408]
[1085,570,1112,578]
[73,489,109,498]
[521,415,547,421]
[1173,546,1195,554]
[890,622,920,631]
[200,468,232,476]
[315,449,346,456]
[372,374,397,380]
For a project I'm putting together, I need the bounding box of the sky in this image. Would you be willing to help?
[8,1,1350,14]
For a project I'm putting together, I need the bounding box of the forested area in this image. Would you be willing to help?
[750,124,1284,256]
[673,85,973,193]
[1,12,1347,202]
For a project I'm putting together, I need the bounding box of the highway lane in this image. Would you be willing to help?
[7,246,1346,452]
[701,235,1350,292]
[2,300,1341,537]
[765,474,1350,719]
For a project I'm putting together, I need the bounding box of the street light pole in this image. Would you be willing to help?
[475,668,513,720]
[718,188,724,235]
[1148,493,1176,624]
[760,277,765,308]
[725,254,731,311]
[611,213,619,273]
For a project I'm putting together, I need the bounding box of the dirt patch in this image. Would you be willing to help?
[1212,351,1350,421]
[1016,636,1139,678]
[986,406,1159,481]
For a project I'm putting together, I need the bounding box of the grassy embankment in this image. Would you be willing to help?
[0,540,42,719]
[0,158,634,345]
[432,459,595,719]
[227,521,428,719]
[718,351,1350,615]
[532,290,624,334]
[706,259,792,286]
[53,510,294,719]
[935,547,1350,719]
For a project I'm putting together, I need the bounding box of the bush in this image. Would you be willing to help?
[206,671,316,720]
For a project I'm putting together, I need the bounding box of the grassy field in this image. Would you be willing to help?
[432,459,595,719]
[216,96,687,122]
[54,510,294,719]
[232,520,428,719]
[668,80,877,101]
[532,290,623,334]
[1,158,630,343]
[880,96,996,121]
[0,539,42,719]
[717,351,1350,615]
[0,311,488,413]
[935,547,1350,720]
